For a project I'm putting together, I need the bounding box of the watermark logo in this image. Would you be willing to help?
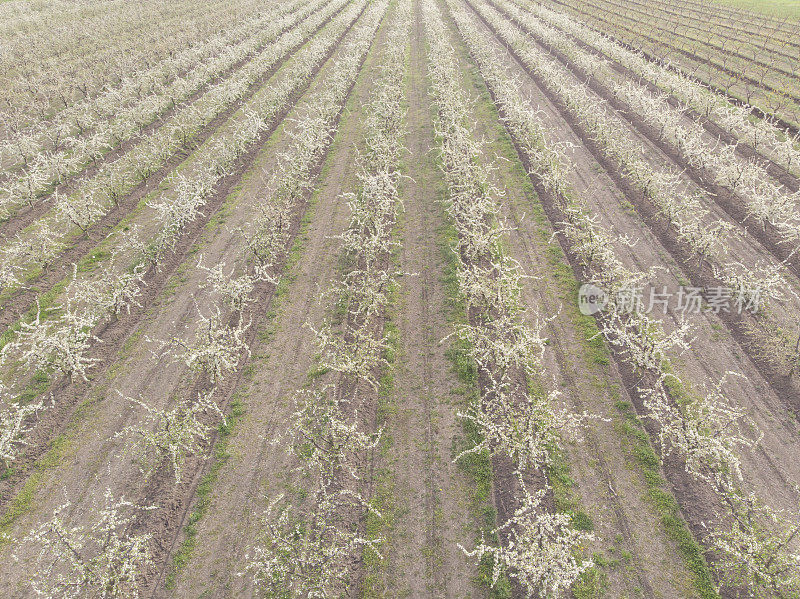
[576,283,764,316]
[578,283,607,315]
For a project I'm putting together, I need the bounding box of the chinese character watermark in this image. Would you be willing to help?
[578,284,763,315]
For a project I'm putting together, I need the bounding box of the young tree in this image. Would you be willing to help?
[456,386,593,475]
[460,487,595,598]
[0,384,47,468]
[284,385,381,481]
[115,389,223,483]
[68,255,147,321]
[164,305,250,384]
[197,258,255,313]
[245,488,381,598]
[0,257,20,290]
[642,372,760,486]
[710,493,800,598]
[148,173,210,259]
[244,198,293,284]
[24,489,155,599]
[54,191,104,237]
[597,311,693,374]
[310,322,388,389]
[6,298,101,382]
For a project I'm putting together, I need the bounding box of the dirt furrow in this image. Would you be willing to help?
[366,4,483,595]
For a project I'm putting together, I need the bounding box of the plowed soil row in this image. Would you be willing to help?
[365,3,483,595]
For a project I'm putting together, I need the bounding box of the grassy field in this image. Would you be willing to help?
[712,0,800,18]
